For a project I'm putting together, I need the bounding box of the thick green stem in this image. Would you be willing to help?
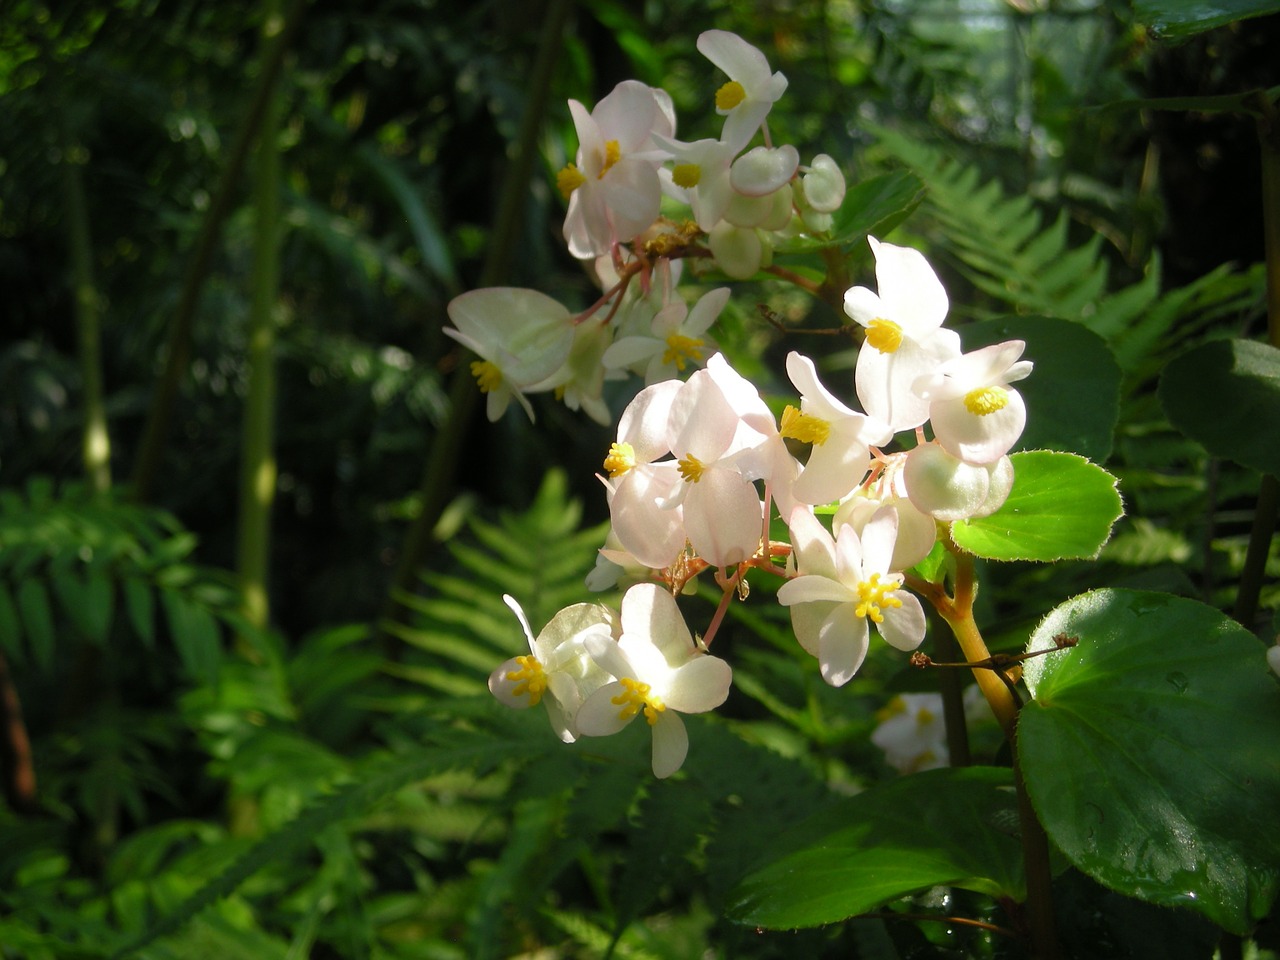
[130,0,306,503]
[235,0,284,633]
[380,0,573,633]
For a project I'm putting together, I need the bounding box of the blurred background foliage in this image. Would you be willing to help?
[0,0,1276,956]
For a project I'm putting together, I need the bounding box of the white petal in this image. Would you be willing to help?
[697,30,772,87]
[802,155,845,212]
[708,221,763,279]
[870,238,949,337]
[664,655,732,713]
[878,591,927,651]
[576,682,632,736]
[818,604,869,686]
[650,711,689,778]
[902,443,993,521]
[617,379,682,462]
[786,507,839,579]
[609,464,687,570]
[502,594,538,653]
[620,583,695,665]
[683,468,763,567]
[488,657,535,709]
[778,574,854,607]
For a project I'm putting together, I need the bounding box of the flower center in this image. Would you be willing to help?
[471,360,502,394]
[599,139,622,178]
[662,334,706,371]
[963,385,1009,416]
[672,163,702,189]
[557,163,586,199]
[715,80,746,112]
[612,677,666,725]
[865,318,903,354]
[779,405,831,446]
[854,572,903,624]
[505,655,548,706]
[677,453,705,483]
[603,441,636,479]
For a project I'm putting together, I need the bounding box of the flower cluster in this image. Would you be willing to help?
[460,31,1034,776]
[442,30,846,426]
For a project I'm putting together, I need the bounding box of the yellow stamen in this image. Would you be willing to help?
[599,139,621,178]
[505,655,548,706]
[677,453,705,483]
[916,707,936,727]
[865,318,903,354]
[874,695,907,723]
[557,163,586,199]
[672,163,702,189]
[964,385,1009,416]
[779,405,831,446]
[715,80,746,111]
[662,334,706,371]
[471,360,502,394]
[854,572,903,624]
[612,677,666,725]
[603,441,636,479]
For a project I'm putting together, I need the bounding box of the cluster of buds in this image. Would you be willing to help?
[459,31,1034,776]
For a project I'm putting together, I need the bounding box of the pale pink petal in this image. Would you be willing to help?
[878,591,927,652]
[650,711,689,778]
[576,682,633,736]
[818,604,869,686]
[664,656,733,713]
[778,574,854,607]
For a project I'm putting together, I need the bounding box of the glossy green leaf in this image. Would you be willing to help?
[726,767,1023,929]
[951,451,1123,561]
[962,317,1121,462]
[16,579,55,671]
[1020,589,1280,934]
[1159,338,1280,476]
[1133,0,1280,38]
[162,590,221,686]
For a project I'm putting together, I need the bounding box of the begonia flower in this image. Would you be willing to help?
[602,287,729,384]
[530,319,614,425]
[655,135,738,231]
[913,340,1033,464]
[782,351,893,506]
[489,595,617,743]
[844,238,962,431]
[834,486,937,572]
[444,288,575,421]
[697,30,789,152]
[559,80,675,259]
[778,506,926,686]
[576,583,732,777]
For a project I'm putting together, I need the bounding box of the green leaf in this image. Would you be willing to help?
[951,451,1123,561]
[1133,0,1280,38]
[725,766,1023,929]
[962,317,1121,462]
[1020,589,1280,934]
[161,590,221,686]
[123,577,156,648]
[51,566,114,646]
[777,170,925,254]
[16,579,55,671]
[1158,338,1280,476]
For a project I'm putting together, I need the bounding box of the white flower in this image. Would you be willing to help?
[870,693,949,774]
[602,287,729,384]
[777,506,926,686]
[913,340,1033,464]
[781,351,893,506]
[844,238,962,431]
[558,81,676,259]
[656,136,738,231]
[602,379,688,570]
[833,485,937,572]
[530,319,614,425]
[576,584,732,777]
[489,595,617,743]
[697,30,788,152]
[444,288,575,421]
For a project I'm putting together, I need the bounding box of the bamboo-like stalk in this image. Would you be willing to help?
[60,106,111,495]
[129,0,306,504]
[380,0,574,633]
[235,1,285,633]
